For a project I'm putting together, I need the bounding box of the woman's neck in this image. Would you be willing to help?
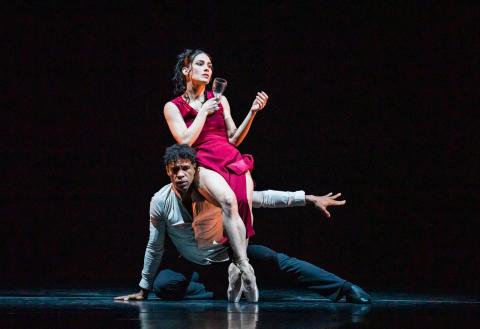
[185,83,205,100]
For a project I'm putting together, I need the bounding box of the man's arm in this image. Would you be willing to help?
[115,214,167,301]
[252,190,306,208]
[138,216,166,290]
[252,190,346,218]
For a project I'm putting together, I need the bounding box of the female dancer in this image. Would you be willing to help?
[163,49,268,302]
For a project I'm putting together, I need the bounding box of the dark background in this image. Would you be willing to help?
[2,1,479,293]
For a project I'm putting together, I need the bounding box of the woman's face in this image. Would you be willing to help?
[184,53,212,85]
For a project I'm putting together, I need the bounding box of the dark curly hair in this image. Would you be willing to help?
[172,48,212,95]
[163,144,197,166]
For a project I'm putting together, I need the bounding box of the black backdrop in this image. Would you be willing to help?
[2,2,479,293]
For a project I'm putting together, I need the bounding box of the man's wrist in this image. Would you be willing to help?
[291,190,306,207]
[140,287,149,297]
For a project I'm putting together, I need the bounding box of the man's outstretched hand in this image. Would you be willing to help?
[305,192,346,219]
[114,289,148,301]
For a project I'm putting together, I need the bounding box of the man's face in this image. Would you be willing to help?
[166,159,196,194]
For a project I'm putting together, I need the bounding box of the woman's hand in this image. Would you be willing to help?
[200,98,220,115]
[250,91,269,113]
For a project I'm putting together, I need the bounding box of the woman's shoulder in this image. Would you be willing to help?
[166,94,184,107]
[164,95,186,114]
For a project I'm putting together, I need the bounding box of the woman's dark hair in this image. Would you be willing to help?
[163,144,197,166]
[172,48,211,95]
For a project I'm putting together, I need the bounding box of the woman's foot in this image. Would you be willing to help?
[235,259,259,302]
[227,262,243,302]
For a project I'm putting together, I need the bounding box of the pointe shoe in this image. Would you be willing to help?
[236,259,259,303]
[227,262,243,303]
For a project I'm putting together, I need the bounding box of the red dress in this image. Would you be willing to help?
[170,91,255,239]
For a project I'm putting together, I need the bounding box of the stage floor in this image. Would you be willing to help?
[0,288,478,328]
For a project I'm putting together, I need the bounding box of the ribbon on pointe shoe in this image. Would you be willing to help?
[234,258,259,303]
[227,262,243,303]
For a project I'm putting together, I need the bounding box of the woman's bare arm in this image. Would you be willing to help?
[164,99,218,145]
[224,92,269,146]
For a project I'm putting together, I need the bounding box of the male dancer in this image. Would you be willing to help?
[115,144,371,303]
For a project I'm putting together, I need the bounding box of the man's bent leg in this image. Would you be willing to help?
[153,269,213,300]
[247,244,351,301]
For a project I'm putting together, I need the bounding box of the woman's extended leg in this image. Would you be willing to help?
[197,167,248,260]
[226,170,256,302]
[196,167,258,302]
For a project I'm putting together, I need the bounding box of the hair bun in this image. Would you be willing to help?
[179,49,193,63]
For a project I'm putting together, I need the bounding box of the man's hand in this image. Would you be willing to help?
[305,192,346,219]
[114,289,148,301]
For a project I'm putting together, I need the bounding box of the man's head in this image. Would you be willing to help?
[164,144,197,194]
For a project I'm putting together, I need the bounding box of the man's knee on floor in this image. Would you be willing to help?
[153,272,188,300]
[153,281,188,300]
